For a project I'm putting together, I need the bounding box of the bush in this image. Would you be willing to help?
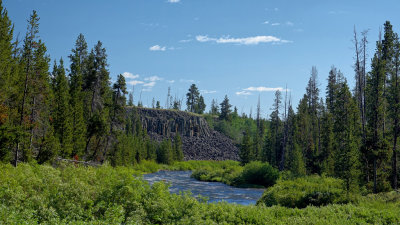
[257,175,348,208]
[234,161,279,187]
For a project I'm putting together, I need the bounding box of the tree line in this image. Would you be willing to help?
[237,22,400,193]
[0,4,183,166]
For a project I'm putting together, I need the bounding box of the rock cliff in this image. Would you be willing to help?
[129,107,239,161]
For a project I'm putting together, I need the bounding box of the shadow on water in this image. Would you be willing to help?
[142,170,264,205]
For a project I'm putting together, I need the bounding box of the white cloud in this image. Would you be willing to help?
[127,80,144,86]
[143,81,156,87]
[196,35,290,45]
[286,21,294,26]
[167,0,180,3]
[201,90,217,94]
[236,91,252,96]
[263,21,269,24]
[271,23,280,26]
[149,45,166,51]
[244,86,289,92]
[145,76,163,82]
[122,72,139,79]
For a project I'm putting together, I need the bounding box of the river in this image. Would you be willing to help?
[142,170,264,205]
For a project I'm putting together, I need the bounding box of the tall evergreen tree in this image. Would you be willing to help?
[240,128,253,165]
[16,10,56,164]
[83,41,112,160]
[0,1,18,162]
[68,33,88,156]
[386,27,400,190]
[264,90,282,167]
[333,79,361,193]
[366,32,391,192]
[51,59,73,157]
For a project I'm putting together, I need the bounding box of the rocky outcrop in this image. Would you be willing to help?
[129,108,239,161]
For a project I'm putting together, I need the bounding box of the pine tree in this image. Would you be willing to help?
[196,95,206,114]
[16,11,56,164]
[51,59,73,157]
[83,41,112,160]
[219,95,232,120]
[0,1,18,162]
[264,90,282,167]
[157,139,173,164]
[333,79,361,193]
[128,92,134,106]
[386,26,400,190]
[295,95,313,174]
[366,32,391,192]
[68,34,87,156]
[186,84,200,113]
[173,133,183,161]
[240,128,253,165]
[210,99,219,115]
[286,104,306,176]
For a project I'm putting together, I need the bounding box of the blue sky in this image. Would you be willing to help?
[4,0,400,118]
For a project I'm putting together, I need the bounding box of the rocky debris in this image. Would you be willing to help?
[129,107,239,161]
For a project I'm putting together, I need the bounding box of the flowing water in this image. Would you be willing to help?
[142,170,264,205]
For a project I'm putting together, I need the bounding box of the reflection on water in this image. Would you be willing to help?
[142,170,264,205]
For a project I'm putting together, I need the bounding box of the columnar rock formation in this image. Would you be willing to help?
[129,108,239,161]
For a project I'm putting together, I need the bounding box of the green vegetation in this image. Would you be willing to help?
[191,161,279,188]
[1,163,399,224]
[257,175,350,208]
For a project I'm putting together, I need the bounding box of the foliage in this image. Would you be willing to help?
[257,175,349,208]
[0,163,399,224]
[191,161,278,188]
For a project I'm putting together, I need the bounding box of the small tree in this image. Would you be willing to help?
[219,95,232,120]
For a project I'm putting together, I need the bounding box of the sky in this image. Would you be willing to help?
[4,0,400,118]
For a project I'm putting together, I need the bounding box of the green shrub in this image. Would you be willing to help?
[234,161,279,188]
[257,175,348,208]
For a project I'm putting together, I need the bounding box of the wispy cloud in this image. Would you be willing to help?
[143,81,156,87]
[127,80,144,86]
[236,91,252,96]
[244,86,289,92]
[167,0,180,3]
[271,23,280,26]
[149,45,166,51]
[263,21,269,24]
[122,72,139,79]
[196,35,290,45]
[201,90,217,94]
[167,80,175,84]
[286,21,294,26]
[145,76,163,82]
